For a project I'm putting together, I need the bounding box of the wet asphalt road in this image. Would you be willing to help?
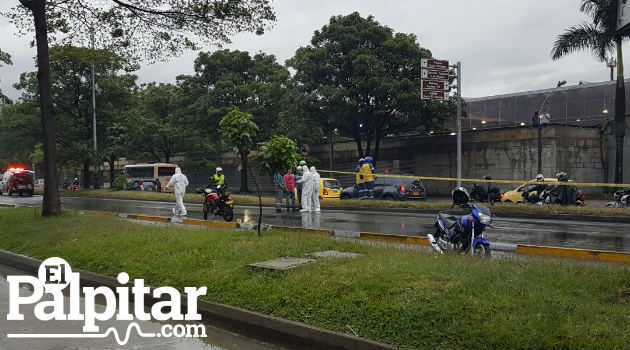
[1,195,629,252]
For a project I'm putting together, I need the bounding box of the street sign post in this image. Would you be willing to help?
[421,90,449,100]
[421,69,449,80]
[422,79,449,91]
[421,58,449,70]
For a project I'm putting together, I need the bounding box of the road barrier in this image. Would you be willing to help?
[318,170,630,188]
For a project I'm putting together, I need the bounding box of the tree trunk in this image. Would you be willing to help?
[240,151,249,193]
[374,131,382,168]
[353,129,364,158]
[614,39,626,184]
[82,160,91,189]
[109,158,116,185]
[27,0,61,216]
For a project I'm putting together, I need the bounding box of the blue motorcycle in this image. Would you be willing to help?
[427,204,494,255]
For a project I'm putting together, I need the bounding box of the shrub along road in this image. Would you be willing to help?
[0,207,628,349]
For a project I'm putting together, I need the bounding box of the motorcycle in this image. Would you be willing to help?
[605,188,630,208]
[197,184,234,222]
[539,186,586,206]
[470,183,501,205]
[427,204,494,256]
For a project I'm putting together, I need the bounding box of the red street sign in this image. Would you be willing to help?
[421,58,449,71]
[421,90,449,101]
[421,79,449,91]
[421,69,449,80]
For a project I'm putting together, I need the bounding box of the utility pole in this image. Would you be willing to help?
[454,62,462,187]
[537,80,566,174]
[90,28,98,189]
[607,58,617,81]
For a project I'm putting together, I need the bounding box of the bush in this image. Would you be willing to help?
[111,175,129,191]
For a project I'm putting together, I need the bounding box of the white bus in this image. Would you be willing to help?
[123,163,178,192]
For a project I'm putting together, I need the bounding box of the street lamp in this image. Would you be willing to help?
[537,80,566,174]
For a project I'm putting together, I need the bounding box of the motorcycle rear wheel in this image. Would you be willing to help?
[223,206,234,222]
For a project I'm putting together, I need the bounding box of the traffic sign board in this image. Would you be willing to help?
[421,69,449,80]
[421,79,449,91]
[421,90,449,101]
[421,58,449,71]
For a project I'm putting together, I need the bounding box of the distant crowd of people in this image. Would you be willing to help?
[274,161,321,213]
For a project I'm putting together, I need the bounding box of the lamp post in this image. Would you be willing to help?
[537,80,566,174]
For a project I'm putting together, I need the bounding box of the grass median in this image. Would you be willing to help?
[42,188,630,217]
[1,207,628,349]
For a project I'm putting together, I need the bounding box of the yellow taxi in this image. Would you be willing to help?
[319,178,343,200]
[501,178,558,203]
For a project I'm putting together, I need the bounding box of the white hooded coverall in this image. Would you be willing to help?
[310,166,321,212]
[167,167,189,216]
[300,165,313,212]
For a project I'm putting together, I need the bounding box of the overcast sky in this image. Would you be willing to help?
[0,0,623,100]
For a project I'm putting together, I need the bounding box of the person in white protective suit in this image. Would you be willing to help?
[299,165,313,212]
[166,167,189,217]
[310,166,321,212]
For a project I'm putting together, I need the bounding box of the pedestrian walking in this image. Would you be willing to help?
[310,166,321,212]
[283,168,297,211]
[295,166,303,209]
[274,172,285,212]
[166,167,189,217]
[300,166,313,212]
[531,110,539,127]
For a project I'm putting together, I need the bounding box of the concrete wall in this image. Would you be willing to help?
[309,125,613,195]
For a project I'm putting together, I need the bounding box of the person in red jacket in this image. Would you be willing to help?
[283,168,297,211]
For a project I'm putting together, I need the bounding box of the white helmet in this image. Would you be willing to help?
[535,174,544,181]
[216,167,223,172]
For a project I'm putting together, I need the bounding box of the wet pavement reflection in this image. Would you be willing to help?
[1,195,628,252]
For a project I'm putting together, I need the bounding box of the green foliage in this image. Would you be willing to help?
[257,135,301,175]
[287,12,456,159]
[111,175,129,191]
[0,100,40,164]
[219,108,259,158]
[130,83,206,163]
[29,143,44,164]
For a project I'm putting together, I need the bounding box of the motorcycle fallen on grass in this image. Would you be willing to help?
[196,184,234,222]
[427,204,495,256]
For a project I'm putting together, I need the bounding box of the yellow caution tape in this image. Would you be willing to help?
[318,170,630,188]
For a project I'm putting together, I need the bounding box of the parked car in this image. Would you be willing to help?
[340,176,426,201]
[319,178,343,200]
[34,178,45,188]
[0,167,35,196]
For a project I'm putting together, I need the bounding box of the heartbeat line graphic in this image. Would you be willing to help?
[8,322,156,346]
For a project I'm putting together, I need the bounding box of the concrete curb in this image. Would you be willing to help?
[360,232,430,246]
[516,244,630,263]
[270,225,334,237]
[0,249,397,350]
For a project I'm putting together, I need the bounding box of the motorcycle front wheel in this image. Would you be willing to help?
[223,206,234,222]
[473,243,492,256]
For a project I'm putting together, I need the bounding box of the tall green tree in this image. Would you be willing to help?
[14,45,138,188]
[177,49,293,141]
[5,0,275,216]
[287,12,456,162]
[219,108,259,192]
[551,0,628,183]
[131,83,202,163]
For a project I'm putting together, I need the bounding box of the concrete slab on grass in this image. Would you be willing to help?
[311,250,363,258]
[248,257,316,272]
